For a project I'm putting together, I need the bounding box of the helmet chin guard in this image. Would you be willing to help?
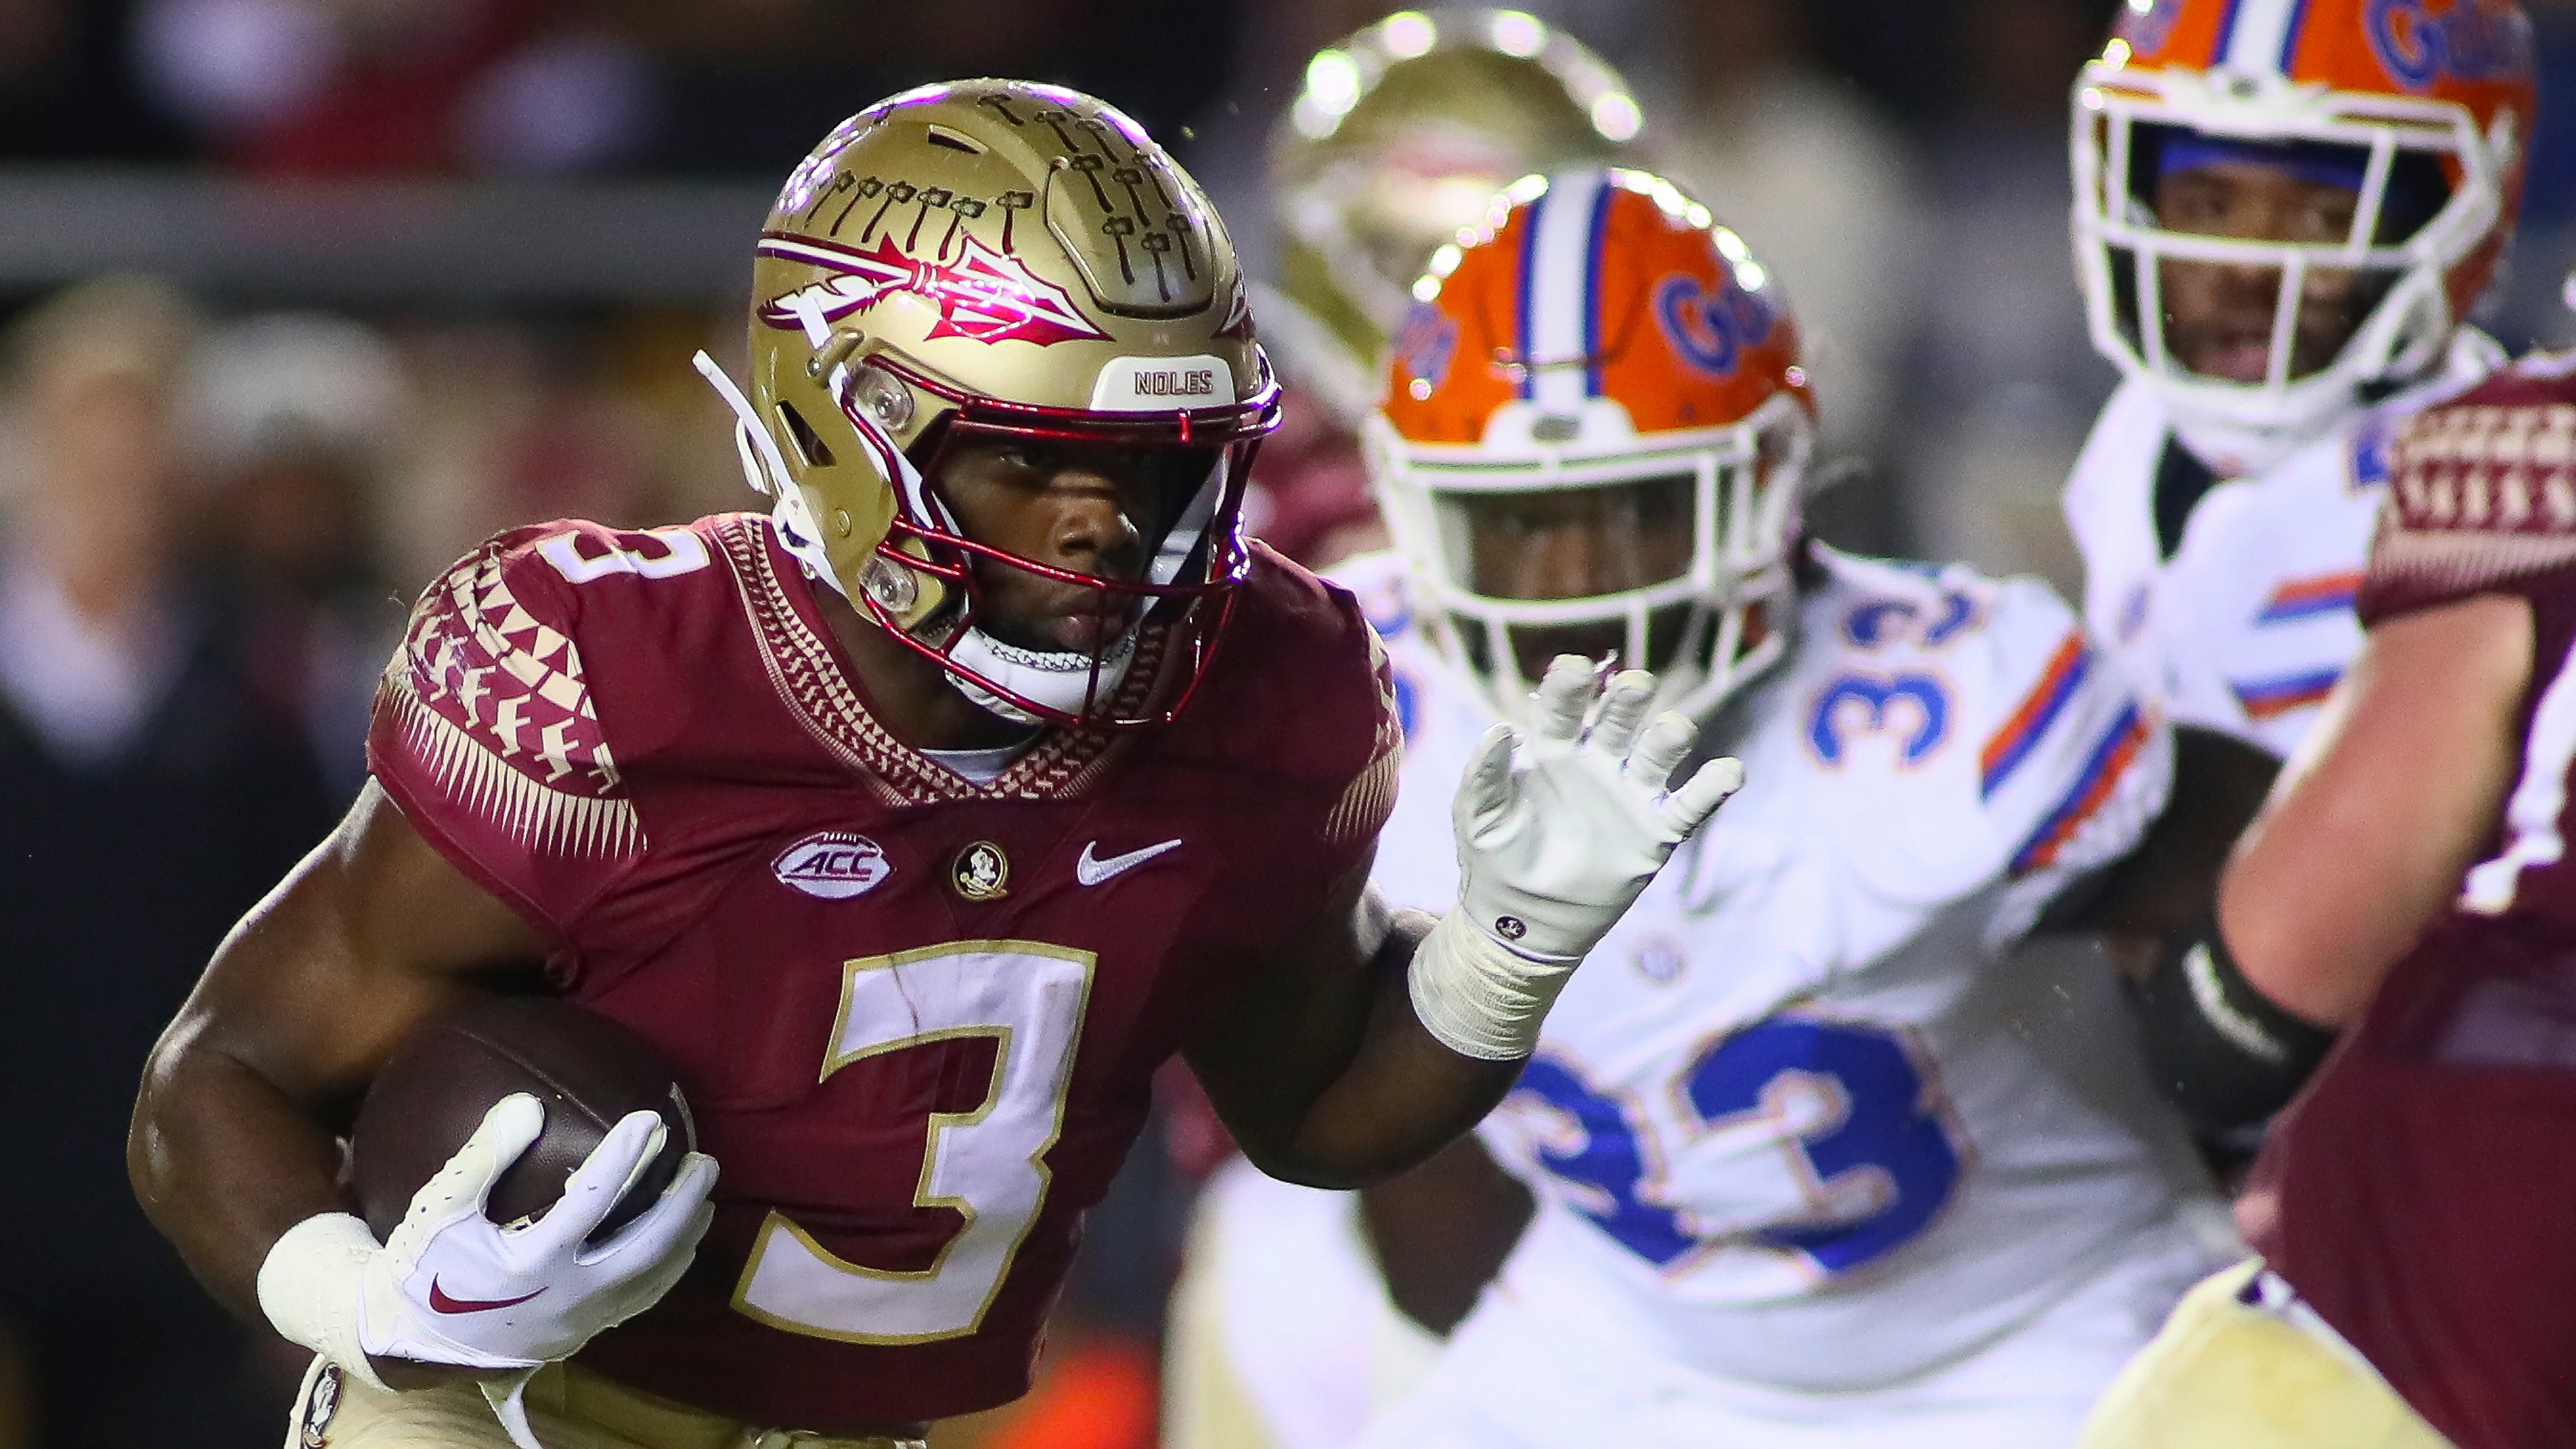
[713,79,1281,729]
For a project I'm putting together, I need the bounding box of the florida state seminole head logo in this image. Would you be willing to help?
[759,232,1112,348]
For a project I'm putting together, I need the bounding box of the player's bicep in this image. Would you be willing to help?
[2222,593,2532,1023]
[179,780,549,1113]
[1180,855,1392,1163]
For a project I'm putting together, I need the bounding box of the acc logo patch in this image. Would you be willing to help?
[758,232,1111,347]
[773,832,894,899]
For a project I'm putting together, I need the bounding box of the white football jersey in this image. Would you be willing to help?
[1345,546,2218,1391]
[2064,333,2502,757]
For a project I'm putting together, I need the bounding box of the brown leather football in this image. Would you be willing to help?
[350,995,696,1245]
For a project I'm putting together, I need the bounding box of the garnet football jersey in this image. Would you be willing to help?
[366,513,1400,1429]
[2243,352,2576,1449]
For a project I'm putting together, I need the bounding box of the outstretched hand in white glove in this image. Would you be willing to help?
[1409,656,1745,1060]
[259,1092,717,1386]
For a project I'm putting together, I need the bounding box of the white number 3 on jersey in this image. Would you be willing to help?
[732,941,1091,1344]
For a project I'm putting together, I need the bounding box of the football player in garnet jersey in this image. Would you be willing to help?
[1250,167,2241,1449]
[2059,0,2531,1137]
[2077,354,2576,1448]
[126,82,1740,1449]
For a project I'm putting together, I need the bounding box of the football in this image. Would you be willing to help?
[350,994,697,1245]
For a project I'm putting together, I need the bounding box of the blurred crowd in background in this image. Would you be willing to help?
[7,0,2576,1446]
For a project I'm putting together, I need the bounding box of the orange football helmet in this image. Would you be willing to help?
[2073,0,2532,460]
[1366,168,1815,724]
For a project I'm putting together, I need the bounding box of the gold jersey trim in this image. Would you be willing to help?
[2366,523,2576,610]
[713,515,1154,806]
[383,668,643,859]
[389,535,643,860]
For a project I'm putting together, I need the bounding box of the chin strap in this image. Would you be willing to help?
[691,351,845,594]
[945,625,1141,727]
[692,349,1144,727]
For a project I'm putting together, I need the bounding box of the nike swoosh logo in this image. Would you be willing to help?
[1076,838,1183,886]
[429,1279,546,1315]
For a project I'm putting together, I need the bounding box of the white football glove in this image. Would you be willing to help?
[260,1093,717,1388]
[1410,657,1745,1060]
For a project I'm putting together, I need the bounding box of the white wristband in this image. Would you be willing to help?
[1406,910,1580,1061]
[257,1211,392,1390]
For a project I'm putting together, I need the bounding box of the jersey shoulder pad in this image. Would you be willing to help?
[1796,548,2166,899]
[1187,544,1403,846]
[366,517,736,928]
[2362,350,2576,623]
[1319,548,1420,643]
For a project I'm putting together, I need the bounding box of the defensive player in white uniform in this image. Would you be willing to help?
[1163,18,1652,1448]
[2064,0,2527,753]
[2057,0,2533,1132]
[1330,167,2235,1448]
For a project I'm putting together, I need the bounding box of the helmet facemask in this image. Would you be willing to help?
[703,330,1275,730]
[2072,62,2518,468]
[1370,390,1811,728]
[860,367,1269,728]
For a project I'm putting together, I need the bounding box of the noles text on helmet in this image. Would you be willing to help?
[697,80,1281,729]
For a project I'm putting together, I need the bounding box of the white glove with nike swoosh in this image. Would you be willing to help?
[1410,656,1745,1060]
[259,1093,717,1388]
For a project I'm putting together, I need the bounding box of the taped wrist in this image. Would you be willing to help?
[1408,910,1579,1061]
[257,1212,392,1390]
[2131,914,2336,1132]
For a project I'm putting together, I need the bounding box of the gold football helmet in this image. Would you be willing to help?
[697,80,1279,728]
[1268,10,1642,418]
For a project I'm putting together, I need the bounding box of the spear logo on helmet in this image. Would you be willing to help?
[755,232,1111,348]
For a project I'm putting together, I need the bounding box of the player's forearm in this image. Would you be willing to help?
[1244,908,1532,1187]
[1358,1135,1532,1334]
[131,1021,353,1324]
[1261,966,1526,1189]
[1195,904,1520,1189]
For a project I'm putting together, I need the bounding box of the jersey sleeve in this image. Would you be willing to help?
[1315,586,1406,867]
[1800,554,2171,954]
[1187,550,1406,937]
[2360,353,2576,626]
[1949,574,2174,951]
[366,522,645,939]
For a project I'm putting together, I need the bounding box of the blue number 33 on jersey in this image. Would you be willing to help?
[1511,1017,1967,1276]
